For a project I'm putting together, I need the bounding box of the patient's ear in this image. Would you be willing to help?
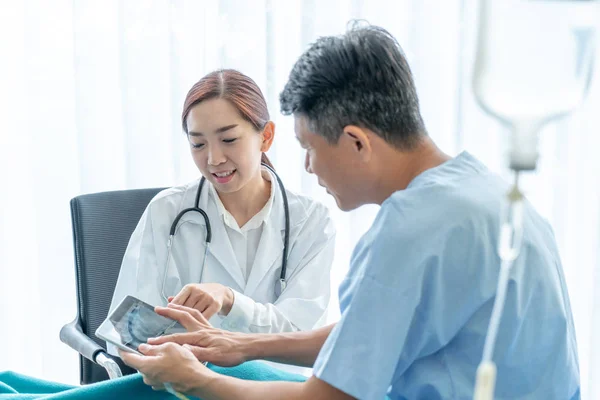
[341,125,372,162]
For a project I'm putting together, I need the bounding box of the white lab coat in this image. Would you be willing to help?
[108,171,335,359]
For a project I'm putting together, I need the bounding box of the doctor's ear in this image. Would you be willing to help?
[341,125,372,161]
[260,121,275,152]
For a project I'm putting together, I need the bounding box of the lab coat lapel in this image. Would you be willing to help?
[244,185,285,297]
[244,220,284,297]
[199,182,246,290]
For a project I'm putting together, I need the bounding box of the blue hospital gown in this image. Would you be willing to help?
[313,152,579,399]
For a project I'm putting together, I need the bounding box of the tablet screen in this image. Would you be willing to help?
[96,295,186,353]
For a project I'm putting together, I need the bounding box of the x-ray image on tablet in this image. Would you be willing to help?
[96,295,187,354]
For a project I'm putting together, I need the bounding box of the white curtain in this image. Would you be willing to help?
[1,0,599,397]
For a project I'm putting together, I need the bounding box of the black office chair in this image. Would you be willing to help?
[60,187,166,384]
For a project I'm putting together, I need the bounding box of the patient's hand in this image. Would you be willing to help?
[150,304,249,367]
[170,283,234,320]
[119,342,211,394]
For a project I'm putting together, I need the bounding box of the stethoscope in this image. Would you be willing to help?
[161,163,290,302]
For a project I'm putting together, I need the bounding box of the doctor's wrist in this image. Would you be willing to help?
[219,286,235,316]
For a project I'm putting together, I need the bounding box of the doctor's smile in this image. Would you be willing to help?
[211,169,236,184]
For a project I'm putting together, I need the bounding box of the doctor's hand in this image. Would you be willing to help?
[150,303,250,367]
[119,342,213,394]
[170,283,235,320]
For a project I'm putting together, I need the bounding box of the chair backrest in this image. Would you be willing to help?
[70,187,166,384]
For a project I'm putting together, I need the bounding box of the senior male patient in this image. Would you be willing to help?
[121,25,580,400]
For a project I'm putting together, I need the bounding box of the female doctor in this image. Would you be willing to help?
[109,69,335,339]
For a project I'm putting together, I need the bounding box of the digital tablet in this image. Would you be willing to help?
[95,295,187,355]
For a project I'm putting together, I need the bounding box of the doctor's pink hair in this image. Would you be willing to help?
[182,69,274,169]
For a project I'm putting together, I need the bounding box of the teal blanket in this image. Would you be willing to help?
[0,362,307,399]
